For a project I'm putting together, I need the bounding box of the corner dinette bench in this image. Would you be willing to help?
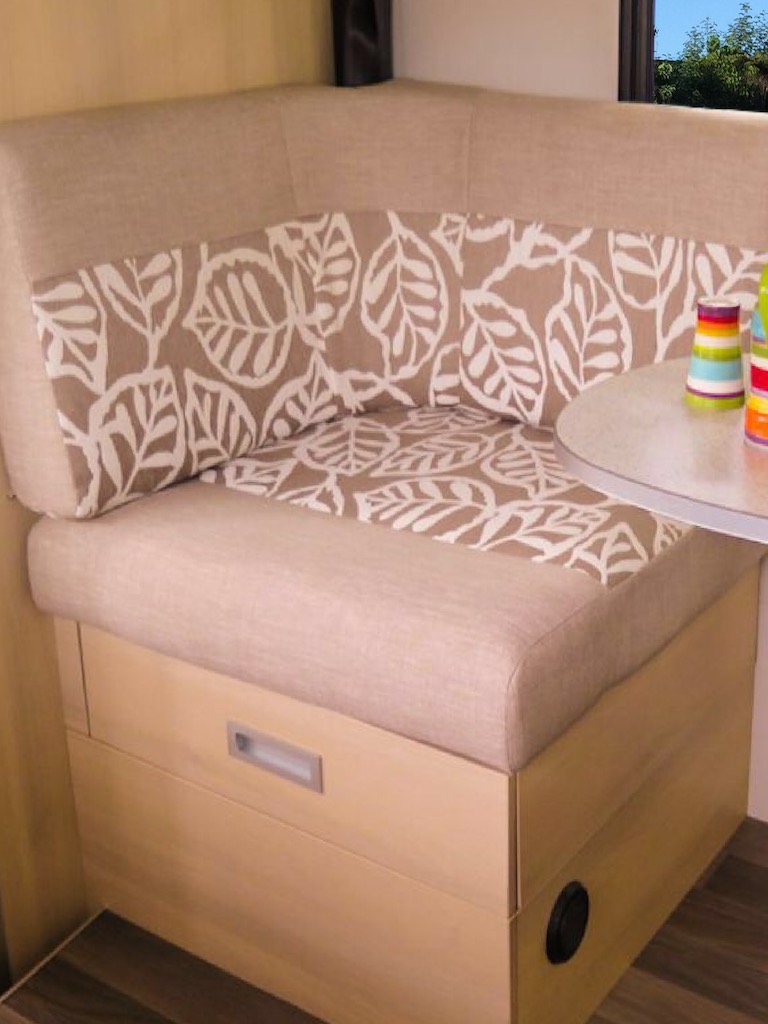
[1,82,765,1024]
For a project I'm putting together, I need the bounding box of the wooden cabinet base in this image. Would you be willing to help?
[67,734,513,1024]
[62,568,759,1024]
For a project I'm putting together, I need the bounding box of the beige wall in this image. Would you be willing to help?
[0,0,332,982]
[393,0,619,101]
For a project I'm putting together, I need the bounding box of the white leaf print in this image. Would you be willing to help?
[546,259,631,403]
[278,479,345,515]
[657,243,766,361]
[260,353,339,443]
[183,370,257,472]
[565,522,650,586]
[362,213,448,376]
[398,406,501,435]
[374,431,496,477]
[200,452,296,497]
[464,215,512,245]
[269,214,361,340]
[461,289,546,422]
[610,232,684,313]
[430,214,468,274]
[466,219,592,292]
[429,341,461,407]
[86,368,184,513]
[653,515,689,550]
[33,274,108,392]
[480,425,575,498]
[93,251,182,363]
[692,244,767,323]
[185,245,297,387]
[331,367,417,412]
[296,418,398,476]
[355,477,497,538]
[479,500,609,558]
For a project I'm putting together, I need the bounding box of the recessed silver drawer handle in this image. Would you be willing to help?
[227,721,323,793]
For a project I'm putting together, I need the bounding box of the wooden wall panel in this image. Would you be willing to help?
[0,0,333,122]
[0,0,332,982]
[0,472,86,980]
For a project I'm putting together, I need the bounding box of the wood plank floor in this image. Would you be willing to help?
[2,817,768,1024]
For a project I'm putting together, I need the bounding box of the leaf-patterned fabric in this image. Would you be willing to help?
[459,216,767,425]
[200,405,687,589]
[32,213,461,517]
[31,210,767,517]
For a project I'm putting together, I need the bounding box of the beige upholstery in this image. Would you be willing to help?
[4,84,768,514]
[4,81,768,770]
[201,407,687,589]
[28,483,760,771]
[30,212,461,516]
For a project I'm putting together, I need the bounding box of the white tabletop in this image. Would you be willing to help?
[554,358,768,544]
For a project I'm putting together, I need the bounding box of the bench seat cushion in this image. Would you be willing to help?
[28,408,762,772]
[200,405,686,589]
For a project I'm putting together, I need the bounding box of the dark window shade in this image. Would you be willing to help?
[619,0,656,101]
[332,0,393,87]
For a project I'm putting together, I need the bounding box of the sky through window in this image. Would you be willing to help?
[655,0,768,56]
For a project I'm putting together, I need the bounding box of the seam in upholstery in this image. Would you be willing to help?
[275,93,301,221]
[465,95,478,213]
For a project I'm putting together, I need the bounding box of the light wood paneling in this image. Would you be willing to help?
[0,472,86,978]
[518,568,759,905]
[68,733,513,1024]
[0,0,332,981]
[53,620,88,736]
[79,625,513,913]
[515,678,753,1024]
[0,0,333,122]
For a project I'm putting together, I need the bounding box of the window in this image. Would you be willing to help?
[619,0,655,101]
[622,0,768,109]
[655,2,768,110]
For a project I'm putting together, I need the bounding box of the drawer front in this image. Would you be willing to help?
[69,733,513,1024]
[79,624,514,912]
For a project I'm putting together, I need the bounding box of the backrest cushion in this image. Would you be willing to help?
[4,82,768,517]
[458,215,767,425]
[32,212,460,516]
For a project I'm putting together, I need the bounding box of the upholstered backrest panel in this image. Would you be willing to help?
[0,89,298,516]
[32,212,460,516]
[468,87,768,251]
[281,86,473,215]
[3,81,768,516]
[459,216,767,425]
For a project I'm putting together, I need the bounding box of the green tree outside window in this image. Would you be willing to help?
[655,2,768,110]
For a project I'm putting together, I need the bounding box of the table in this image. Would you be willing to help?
[554,357,768,544]
[555,356,768,824]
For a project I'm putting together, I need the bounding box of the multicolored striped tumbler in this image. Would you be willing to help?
[745,307,768,447]
[686,297,744,410]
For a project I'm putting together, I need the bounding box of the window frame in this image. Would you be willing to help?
[619,0,656,101]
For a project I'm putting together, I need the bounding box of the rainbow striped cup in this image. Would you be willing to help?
[685,297,745,410]
[745,307,768,447]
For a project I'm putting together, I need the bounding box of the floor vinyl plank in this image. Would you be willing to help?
[3,818,768,1024]
[724,817,768,872]
[593,967,766,1024]
[634,916,768,1020]
[704,854,768,916]
[0,1007,32,1024]
[4,958,172,1024]
[58,915,323,1024]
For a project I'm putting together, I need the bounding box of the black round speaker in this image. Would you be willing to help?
[546,881,590,964]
